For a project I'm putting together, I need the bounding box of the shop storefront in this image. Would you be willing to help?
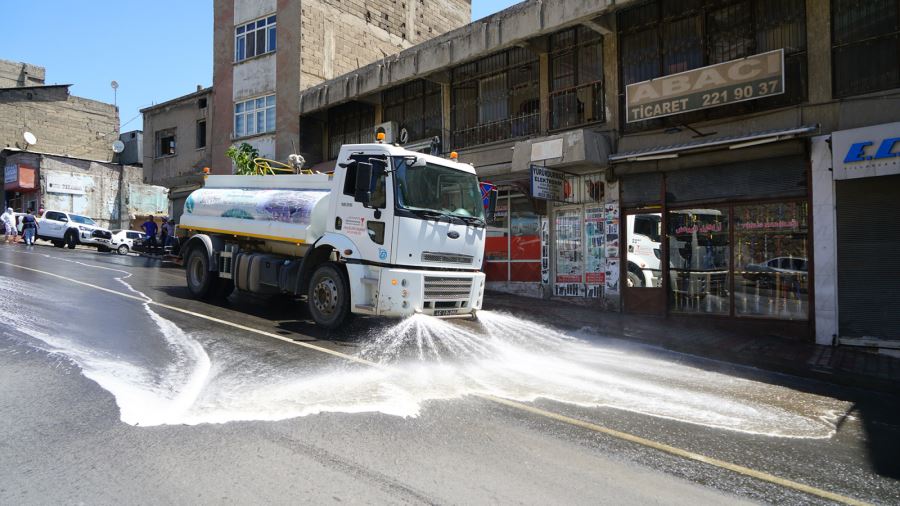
[3,162,39,212]
[612,132,815,338]
[812,122,900,347]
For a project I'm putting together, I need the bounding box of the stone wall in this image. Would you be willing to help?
[0,86,119,161]
[0,59,45,88]
[298,0,471,87]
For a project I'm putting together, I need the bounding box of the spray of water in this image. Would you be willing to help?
[1,249,847,436]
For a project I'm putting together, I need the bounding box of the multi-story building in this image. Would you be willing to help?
[293,0,900,348]
[209,0,472,172]
[140,87,213,222]
[0,58,146,220]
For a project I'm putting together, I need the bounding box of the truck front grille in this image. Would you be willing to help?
[421,252,473,265]
[92,230,112,239]
[424,276,473,300]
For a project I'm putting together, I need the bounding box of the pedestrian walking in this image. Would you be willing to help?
[161,216,176,251]
[21,209,39,246]
[2,208,17,244]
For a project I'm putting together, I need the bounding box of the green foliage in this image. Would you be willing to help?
[225,143,260,175]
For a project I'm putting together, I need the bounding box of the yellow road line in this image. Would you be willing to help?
[0,259,872,506]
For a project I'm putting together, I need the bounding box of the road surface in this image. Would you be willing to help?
[1,243,898,505]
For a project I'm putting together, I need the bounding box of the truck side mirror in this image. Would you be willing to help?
[485,189,498,222]
[354,162,373,204]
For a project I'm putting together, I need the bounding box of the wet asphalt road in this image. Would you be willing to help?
[1,243,899,505]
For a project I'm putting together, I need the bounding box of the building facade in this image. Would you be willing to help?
[1,59,122,215]
[140,87,213,222]
[209,0,472,172]
[292,0,900,346]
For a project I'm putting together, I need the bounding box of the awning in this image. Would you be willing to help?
[610,125,819,163]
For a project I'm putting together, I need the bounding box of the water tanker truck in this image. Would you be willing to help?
[178,143,489,329]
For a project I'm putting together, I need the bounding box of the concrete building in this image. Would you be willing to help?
[209,0,472,172]
[3,149,167,230]
[0,59,119,162]
[1,58,124,217]
[140,87,213,222]
[292,0,900,348]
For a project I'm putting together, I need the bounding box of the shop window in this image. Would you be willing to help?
[549,27,605,130]
[668,208,730,314]
[555,208,583,288]
[832,0,900,97]
[617,0,807,131]
[625,212,662,288]
[485,193,541,282]
[451,47,539,149]
[382,80,442,144]
[733,201,808,320]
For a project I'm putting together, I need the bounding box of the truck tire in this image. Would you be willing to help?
[64,231,78,249]
[308,262,351,330]
[98,245,110,253]
[626,270,644,288]
[185,247,233,301]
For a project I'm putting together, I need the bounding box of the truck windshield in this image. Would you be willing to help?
[69,215,96,226]
[392,158,485,225]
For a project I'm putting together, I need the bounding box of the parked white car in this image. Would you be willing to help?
[38,210,113,250]
[110,229,144,255]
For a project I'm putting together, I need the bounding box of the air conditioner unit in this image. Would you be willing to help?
[374,121,399,143]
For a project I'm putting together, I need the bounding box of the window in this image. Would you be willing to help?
[196,120,207,149]
[235,15,276,62]
[69,215,96,225]
[155,129,176,157]
[198,97,207,109]
[45,211,65,222]
[668,208,730,314]
[327,102,375,159]
[549,27,605,130]
[234,95,275,138]
[451,47,540,149]
[832,0,900,97]
[618,0,807,131]
[382,80,442,143]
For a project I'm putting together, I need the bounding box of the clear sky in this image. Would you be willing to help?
[0,1,522,134]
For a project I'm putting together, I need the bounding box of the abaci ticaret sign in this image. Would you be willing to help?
[626,49,784,123]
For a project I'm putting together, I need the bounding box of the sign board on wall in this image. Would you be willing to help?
[831,122,900,180]
[47,173,88,195]
[4,164,17,185]
[530,165,566,201]
[625,49,784,123]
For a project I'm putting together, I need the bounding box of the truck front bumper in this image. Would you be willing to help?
[372,268,486,318]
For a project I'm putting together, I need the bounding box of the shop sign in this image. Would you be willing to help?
[47,173,87,195]
[530,165,566,201]
[625,49,784,123]
[832,122,900,180]
[4,164,17,185]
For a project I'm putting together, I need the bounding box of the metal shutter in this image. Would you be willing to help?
[836,175,900,340]
[666,155,807,203]
[621,172,663,207]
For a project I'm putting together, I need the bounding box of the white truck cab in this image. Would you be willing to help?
[179,143,490,329]
[38,210,113,250]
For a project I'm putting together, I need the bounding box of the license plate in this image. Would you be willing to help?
[434,309,457,317]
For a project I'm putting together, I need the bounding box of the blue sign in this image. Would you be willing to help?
[378,248,388,261]
[843,137,900,164]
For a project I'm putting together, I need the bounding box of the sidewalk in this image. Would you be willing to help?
[484,291,900,395]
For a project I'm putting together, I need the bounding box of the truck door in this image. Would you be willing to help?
[332,153,395,263]
[43,211,66,238]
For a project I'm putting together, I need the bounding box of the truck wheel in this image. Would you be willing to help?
[185,247,233,300]
[626,271,644,288]
[308,263,350,330]
[98,245,110,253]
[64,231,78,249]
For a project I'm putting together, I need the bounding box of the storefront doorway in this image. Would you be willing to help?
[623,208,665,315]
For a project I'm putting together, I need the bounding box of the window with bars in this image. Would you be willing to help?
[327,102,375,159]
[549,27,605,130]
[382,80,443,143]
[450,47,540,149]
[832,0,900,97]
[234,95,275,138]
[618,0,807,131]
[235,15,276,62]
